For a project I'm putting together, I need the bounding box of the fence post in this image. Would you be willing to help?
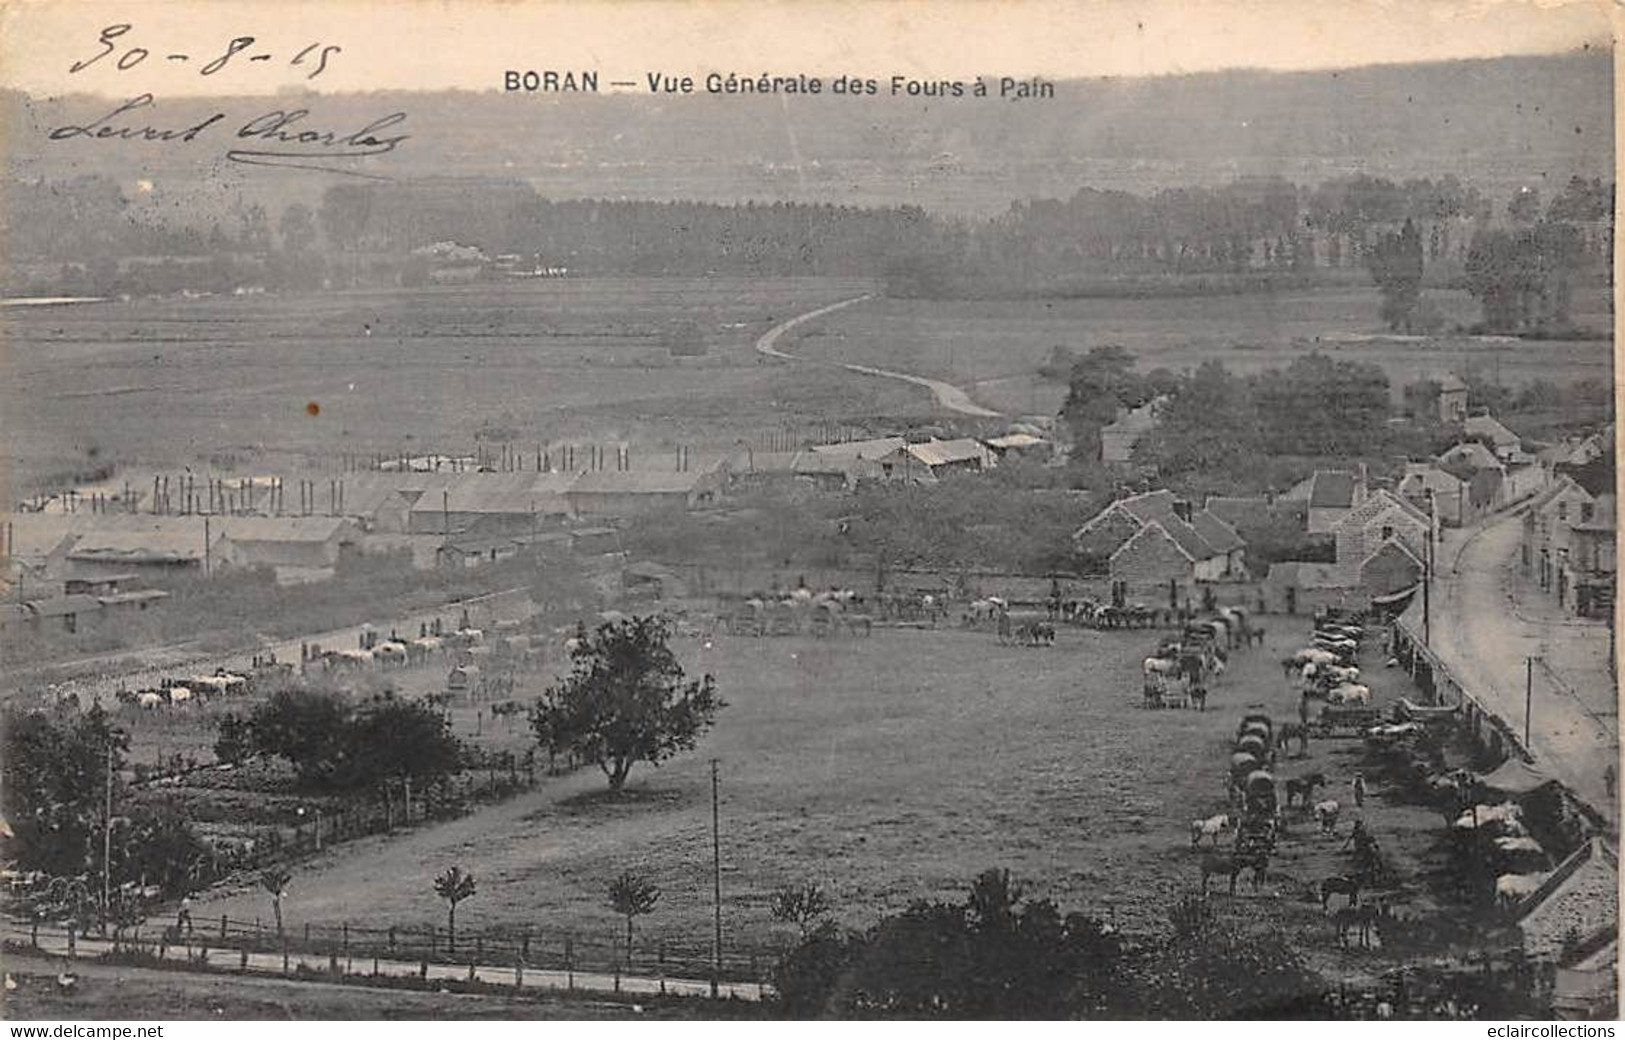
[30,919,38,947]
[240,947,248,972]
[659,940,666,995]
[67,925,76,956]
[304,922,310,945]
[521,931,530,963]
[420,958,428,980]
[220,914,228,940]
[468,960,476,982]
[566,937,574,990]
[614,960,621,993]
[373,955,379,976]
[388,926,397,952]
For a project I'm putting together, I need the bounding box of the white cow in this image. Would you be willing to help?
[1189,813,1232,847]
[1455,802,1523,831]
[137,692,165,710]
[1495,872,1545,907]
[167,686,193,704]
[1328,683,1370,705]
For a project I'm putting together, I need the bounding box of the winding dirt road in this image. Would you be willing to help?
[754,296,1004,418]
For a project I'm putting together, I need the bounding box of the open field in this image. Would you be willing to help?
[789,285,1614,417]
[183,613,1473,982]
[1,277,925,491]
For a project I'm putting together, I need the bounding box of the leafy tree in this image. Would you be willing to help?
[531,616,724,792]
[260,867,292,946]
[434,866,477,952]
[770,882,834,937]
[1139,895,1324,1018]
[1367,217,1425,331]
[242,688,462,793]
[606,871,661,964]
[771,868,1126,1018]
[1135,360,1258,478]
[1059,346,1150,458]
[1,706,128,875]
[245,688,350,787]
[278,203,318,253]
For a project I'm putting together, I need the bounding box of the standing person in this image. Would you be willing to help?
[1352,771,1367,809]
[177,896,193,937]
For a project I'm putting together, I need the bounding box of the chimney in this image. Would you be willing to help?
[1172,499,1192,523]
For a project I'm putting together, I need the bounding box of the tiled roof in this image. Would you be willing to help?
[1334,488,1430,533]
[1465,414,1522,448]
[904,438,990,468]
[1439,441,1503,472]
[1309,470,1358,509]
[808,437,906,461]
[1189,510,1245,554]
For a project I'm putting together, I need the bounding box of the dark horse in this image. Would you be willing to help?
[1285,771,1326,807]
[1320,872,1365,909]
[1201,852,1267,895]
[1277,722,1311,758]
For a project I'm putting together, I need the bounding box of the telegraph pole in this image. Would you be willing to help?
[1525,655,1536,749]
[710,758,722,998]
[1422,492,1436,647]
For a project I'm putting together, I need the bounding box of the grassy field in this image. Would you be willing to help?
[790,284,1614,417]
[2,277,920,491]
[183,614,1468,983]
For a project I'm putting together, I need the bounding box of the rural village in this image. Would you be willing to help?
[0,27,1618,1025]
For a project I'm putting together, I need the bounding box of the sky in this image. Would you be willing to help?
[0,0,1614,97]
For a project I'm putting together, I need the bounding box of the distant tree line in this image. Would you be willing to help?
[4,172,1609,309]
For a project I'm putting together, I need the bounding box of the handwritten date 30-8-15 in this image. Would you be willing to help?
[47,94,410,178]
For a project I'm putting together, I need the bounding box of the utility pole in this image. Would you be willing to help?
[710,758,722,999]
[101,740,113,937]
[1525,655,1536,750]
[203,515,211,578]
[1422,492,1435,647]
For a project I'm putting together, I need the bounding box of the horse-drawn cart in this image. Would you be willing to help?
[1309,703,1384,738]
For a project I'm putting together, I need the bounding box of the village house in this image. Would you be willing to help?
[214,516,363,583]
[564,466,725,519]
[1562,494,1615,618]
[1331,488,1432,584]
[1281,468,1367,534]
[1436,373,1469,424]
[1072,489,1246,590]
[726,451,881,493]
[983,431,1050,462]
[1397,463,1469,527]
[407,472,576,535]
[1464,413,1524,462]
[61,518,228,582]
[879,438,996,483]
[808,436,907,463]
[1521,477,1598,603]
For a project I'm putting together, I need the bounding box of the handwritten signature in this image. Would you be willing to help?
[47,93,409,179]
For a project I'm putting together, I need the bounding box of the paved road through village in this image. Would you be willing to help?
[1428,507,1617,822]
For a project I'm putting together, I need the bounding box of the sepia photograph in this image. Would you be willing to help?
[0,0,1617,1024]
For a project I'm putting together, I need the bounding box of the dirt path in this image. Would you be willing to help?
[754,296,1004,418]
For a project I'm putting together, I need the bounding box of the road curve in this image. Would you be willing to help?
[754,295,1004,418]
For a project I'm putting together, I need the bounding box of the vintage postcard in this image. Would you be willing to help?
[0,0,1617,1024]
